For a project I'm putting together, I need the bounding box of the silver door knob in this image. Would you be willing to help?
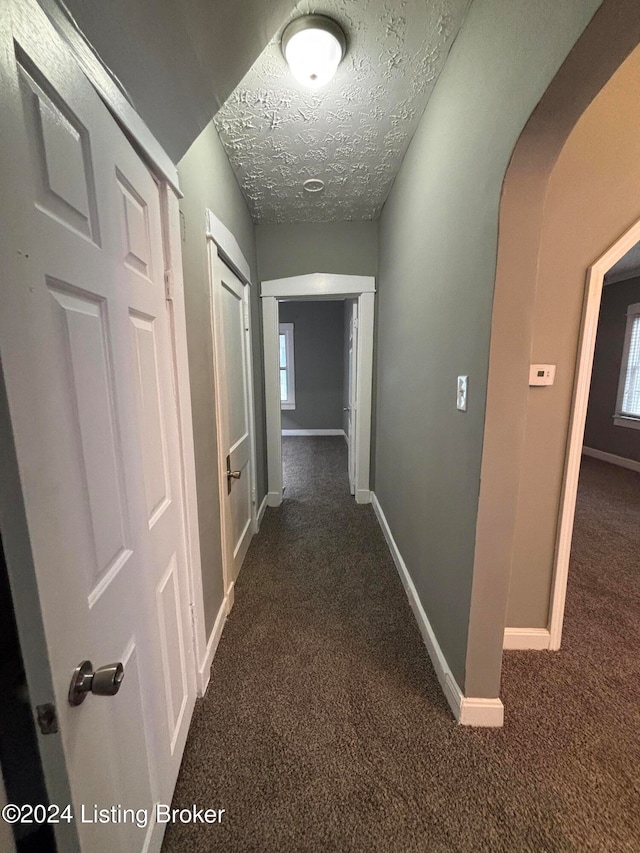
[343,407,350,411]
[228,470,241,480]
[68,660,124,706]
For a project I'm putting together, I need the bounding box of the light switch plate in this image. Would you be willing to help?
[457,375,468,411]
[529,364,556,386]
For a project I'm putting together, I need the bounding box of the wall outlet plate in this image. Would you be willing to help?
[457,375,468,411]
[529,364,556,386]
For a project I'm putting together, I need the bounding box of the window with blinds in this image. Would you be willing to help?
[279,323,296,410]
[615,303,640,424]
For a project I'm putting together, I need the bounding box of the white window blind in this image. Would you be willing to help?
[621,314,640,417]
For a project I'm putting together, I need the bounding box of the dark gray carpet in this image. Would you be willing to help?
[162,441,640,852]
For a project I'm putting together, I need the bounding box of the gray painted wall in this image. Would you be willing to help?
[279,302,345,431]
[178,122,266,637]
[374,0,601,693]
[256,221,378,281]
[584,277,640,462]
[50,0,298,161]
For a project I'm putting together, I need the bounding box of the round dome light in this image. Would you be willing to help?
[282,15,346,89]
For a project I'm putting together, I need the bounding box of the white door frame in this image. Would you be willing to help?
[550,215,640,649]
[261,273,375,505]
[206,210,258,585]
[347,300,359,495]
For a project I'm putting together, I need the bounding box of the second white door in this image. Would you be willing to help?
[210,252,255,588]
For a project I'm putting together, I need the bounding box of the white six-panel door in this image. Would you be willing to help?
[0,4,195,851]
[210,252,255,588]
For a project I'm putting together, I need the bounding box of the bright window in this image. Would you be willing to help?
[614,302,640,429]
[279,323,296,410]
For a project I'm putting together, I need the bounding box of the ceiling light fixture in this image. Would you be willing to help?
[282,15,346,89]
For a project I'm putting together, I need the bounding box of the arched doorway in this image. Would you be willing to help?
[469,0,640,702]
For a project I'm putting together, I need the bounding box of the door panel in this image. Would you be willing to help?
[156,555,189,749]
[17,52,101,244]
[0,5,195,851]
[211,254,255,584]
[130,312,172,524]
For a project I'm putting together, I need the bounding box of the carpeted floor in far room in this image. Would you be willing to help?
[162,438,640,853]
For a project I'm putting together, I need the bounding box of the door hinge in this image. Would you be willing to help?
[251,486,256,504]
[164,268,175,302]
[36,702,58,735]
[243,303,250,331]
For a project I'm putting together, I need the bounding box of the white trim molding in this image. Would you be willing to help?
[372,493,504,727]
[503,627,552,650]
[282,429,346,436]
[613,416,640,431]
[262,273,375,507]
[198,585,234,694]
[262,272,375,299]
[459,697,505,727]
[582,446,640,473]
[551,215,640,651]
[256,494,268,531]
[206,209,252,285]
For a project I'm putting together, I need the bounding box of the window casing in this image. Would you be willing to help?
[279,323,295,410]
[614,301,640,430]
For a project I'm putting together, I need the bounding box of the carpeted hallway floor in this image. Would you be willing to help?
[162,439,640,852]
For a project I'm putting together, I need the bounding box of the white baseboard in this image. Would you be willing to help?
[266,490,282,507]
[503,627,551,650]
[198,584,234,695]
[355,488,371,504]
[371,493,504,727]
[256,493,268,531]
[459,697,505,726]
[582,446,640,473]
[281,429,346,436]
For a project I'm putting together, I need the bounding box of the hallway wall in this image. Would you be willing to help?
[279,301,345,431]
[256,221,378,281]
[374,0,601,695]
[178,121,266,637]
[584,277,640,463]
[43,0,298,161]
[504,44,640,628]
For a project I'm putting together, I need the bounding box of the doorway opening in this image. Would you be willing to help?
[261,274,375,507]
[551,230,640,644]
[278,298,358,498]
[0,533,55,853]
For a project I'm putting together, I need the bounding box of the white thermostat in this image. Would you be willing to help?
[529,364,556,386]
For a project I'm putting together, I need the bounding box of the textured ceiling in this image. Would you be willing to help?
[214,0,470,223]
